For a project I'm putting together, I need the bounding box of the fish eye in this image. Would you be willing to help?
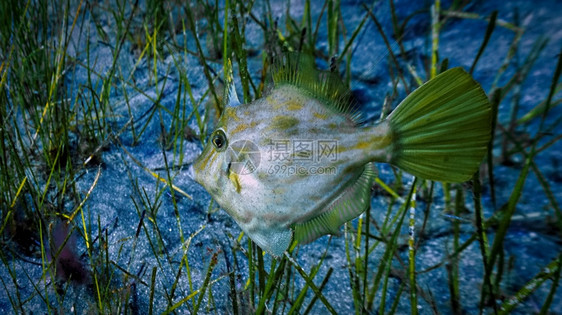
[211,129,228,151]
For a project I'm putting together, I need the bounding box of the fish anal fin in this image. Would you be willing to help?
[293,163,376,244]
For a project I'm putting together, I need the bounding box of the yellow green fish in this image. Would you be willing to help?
[193,54,492,257]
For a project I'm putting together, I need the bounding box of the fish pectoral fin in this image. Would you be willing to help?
[292,163,376,244]
[227,169,242,193]
[245,226,293,258]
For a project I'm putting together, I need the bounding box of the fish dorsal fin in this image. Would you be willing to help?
[225,58,241,107]
[292,163,376,244]
[271,53,361,124]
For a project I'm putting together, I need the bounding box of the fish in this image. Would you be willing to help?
[192,54,492,257]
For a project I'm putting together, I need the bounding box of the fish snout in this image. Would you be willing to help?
[191,157,206,186]
[187,163,197,182]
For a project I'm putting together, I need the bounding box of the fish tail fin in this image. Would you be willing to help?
[387,67,492,182]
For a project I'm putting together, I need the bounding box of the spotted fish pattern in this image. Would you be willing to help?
[193,54,492,257]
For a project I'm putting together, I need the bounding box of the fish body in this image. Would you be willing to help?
[193,55,492,256]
